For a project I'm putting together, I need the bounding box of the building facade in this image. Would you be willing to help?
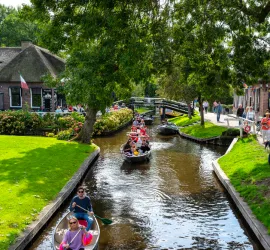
[0,41,65,111]
[233,83,269,117]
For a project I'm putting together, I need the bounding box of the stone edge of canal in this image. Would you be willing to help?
[213,138,270,250]
[8,147,100,250]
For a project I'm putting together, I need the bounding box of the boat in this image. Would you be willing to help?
[53,211,100,250]
[142,116,154,125]
[120,144,151,163]
[157,123,179,135]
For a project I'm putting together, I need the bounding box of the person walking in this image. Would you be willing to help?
[216,102,223,122]
[213,100,218,113]
[70,186,94,231]
[203,100,209,113]
[261,113,270,143]
[236,104,244,125]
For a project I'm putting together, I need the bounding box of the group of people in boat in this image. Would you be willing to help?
[59,186,94,250]
[122,115,151,156]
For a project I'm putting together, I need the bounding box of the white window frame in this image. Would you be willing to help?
[30,88,42,108]
[9,87,22,108]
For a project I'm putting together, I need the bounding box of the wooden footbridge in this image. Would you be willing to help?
[129,97,190,116]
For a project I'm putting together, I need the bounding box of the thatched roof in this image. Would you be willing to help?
[0,43,65,82]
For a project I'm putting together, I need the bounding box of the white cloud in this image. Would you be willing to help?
[1,0,31,8]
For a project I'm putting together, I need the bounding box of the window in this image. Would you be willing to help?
[0,93,3,110]
[31,88,42,108]
[9,87,21,107]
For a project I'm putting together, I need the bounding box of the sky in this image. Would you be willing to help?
[1,0,31,8]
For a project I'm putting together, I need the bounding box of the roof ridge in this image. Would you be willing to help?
[33,46,57,78]
[35,45,66,63]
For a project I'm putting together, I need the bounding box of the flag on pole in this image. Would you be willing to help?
[20,74,29,89]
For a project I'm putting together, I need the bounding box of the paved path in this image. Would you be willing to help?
[203,111,264,145]
[203,111,238,126]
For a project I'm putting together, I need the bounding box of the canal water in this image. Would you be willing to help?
[30,118,262,250]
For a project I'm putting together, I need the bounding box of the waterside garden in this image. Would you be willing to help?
[0,108,133,248]
[169,114,270,234]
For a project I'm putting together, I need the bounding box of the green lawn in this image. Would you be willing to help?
[135,107,153,114]
[168,113,200,126]
[0,135,97,249]
[180,121,227,138]
[218,136,270,233]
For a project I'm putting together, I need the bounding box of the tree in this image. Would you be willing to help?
[31,0,171,143]
[0,4,39,46]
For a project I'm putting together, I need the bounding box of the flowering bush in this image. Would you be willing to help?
[0,110,42,135]
[93,108,133,135]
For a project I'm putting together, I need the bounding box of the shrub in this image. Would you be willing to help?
[41,113,59,129]
[0,110,42,135]
[56,129,74,140]
[46,133,55,137]
[93,108,133,135]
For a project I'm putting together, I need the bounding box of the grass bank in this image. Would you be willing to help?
[135,107,153,114]
[218,136,270,233]
[0,135,97,249]
[180,121,227,138]
[168,113,200,127]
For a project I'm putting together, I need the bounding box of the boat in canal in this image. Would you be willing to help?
[142,116,154,125]
[53,211,100,250]
[120,144,151,163]
[157,123,179,135]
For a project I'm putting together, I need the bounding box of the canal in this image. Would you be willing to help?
[30,118,262,250]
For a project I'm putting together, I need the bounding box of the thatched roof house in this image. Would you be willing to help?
[0,41,65,111]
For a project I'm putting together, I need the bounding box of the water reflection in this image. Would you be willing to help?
[29,118,262,250]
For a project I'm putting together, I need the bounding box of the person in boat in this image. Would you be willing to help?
[129,132,138,142]
[135,135,143,148]
[70,186,94,231]
[123,139,132,155]
[140,126,147,136]
[131,125,137,132]
[131,141,138,155]
[140,119,145,127]
[61,216,87,250]
[140,139,151,153]
[133,118,140,126]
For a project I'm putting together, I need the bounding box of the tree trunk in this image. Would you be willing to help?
[188,103,192,119]
[198,94,204,126]
[200,102,204,126]
[81,106,97,144]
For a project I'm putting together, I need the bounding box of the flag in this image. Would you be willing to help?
[20,74,29,89]
[243,83,248,88]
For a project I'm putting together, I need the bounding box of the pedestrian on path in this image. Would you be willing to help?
[261,113,270,143]
[236,104,244,125]
[216,102,223,122]
[203,100,209,113]
[213,100,218,113]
